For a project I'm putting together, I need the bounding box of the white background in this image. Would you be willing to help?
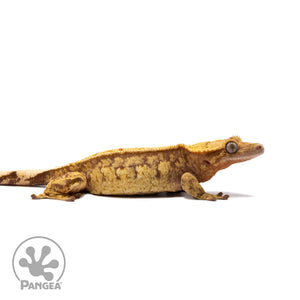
[0,1,299,299]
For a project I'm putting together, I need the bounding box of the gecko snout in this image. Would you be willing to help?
[255,144,264,154]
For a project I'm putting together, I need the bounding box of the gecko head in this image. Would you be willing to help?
[208,136,264,170]
[187,136,264,175]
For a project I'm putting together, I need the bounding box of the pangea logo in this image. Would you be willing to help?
[12,236,65,290]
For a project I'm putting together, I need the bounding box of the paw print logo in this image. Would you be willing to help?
[19,245,59,281]
[12,236,65,284]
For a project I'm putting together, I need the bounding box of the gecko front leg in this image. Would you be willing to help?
[31,172,87,201]
[181,172,229,201]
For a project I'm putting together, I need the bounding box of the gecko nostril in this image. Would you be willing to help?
[256,144,264,152]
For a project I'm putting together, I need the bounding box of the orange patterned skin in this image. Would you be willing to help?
[0,136,264,201]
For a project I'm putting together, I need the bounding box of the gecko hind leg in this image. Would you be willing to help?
[31,172,87,201]
[181,172,229,201]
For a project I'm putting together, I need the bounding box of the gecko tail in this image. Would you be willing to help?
[0,169,51,186]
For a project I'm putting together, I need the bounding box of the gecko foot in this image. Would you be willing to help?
[31,193,78,201]
[181,172,230,201]
[199,192,229,201]
[217,192,229,200]
[30,172,87,201]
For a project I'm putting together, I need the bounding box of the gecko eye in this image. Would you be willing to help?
[225,141,239,154]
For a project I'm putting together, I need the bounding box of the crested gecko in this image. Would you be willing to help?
[0,136,264,201]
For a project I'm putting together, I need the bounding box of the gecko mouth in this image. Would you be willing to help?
[222,143,264,164]
[230,144,264,162]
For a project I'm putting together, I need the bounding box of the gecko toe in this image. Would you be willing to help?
[216,192,229,200]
